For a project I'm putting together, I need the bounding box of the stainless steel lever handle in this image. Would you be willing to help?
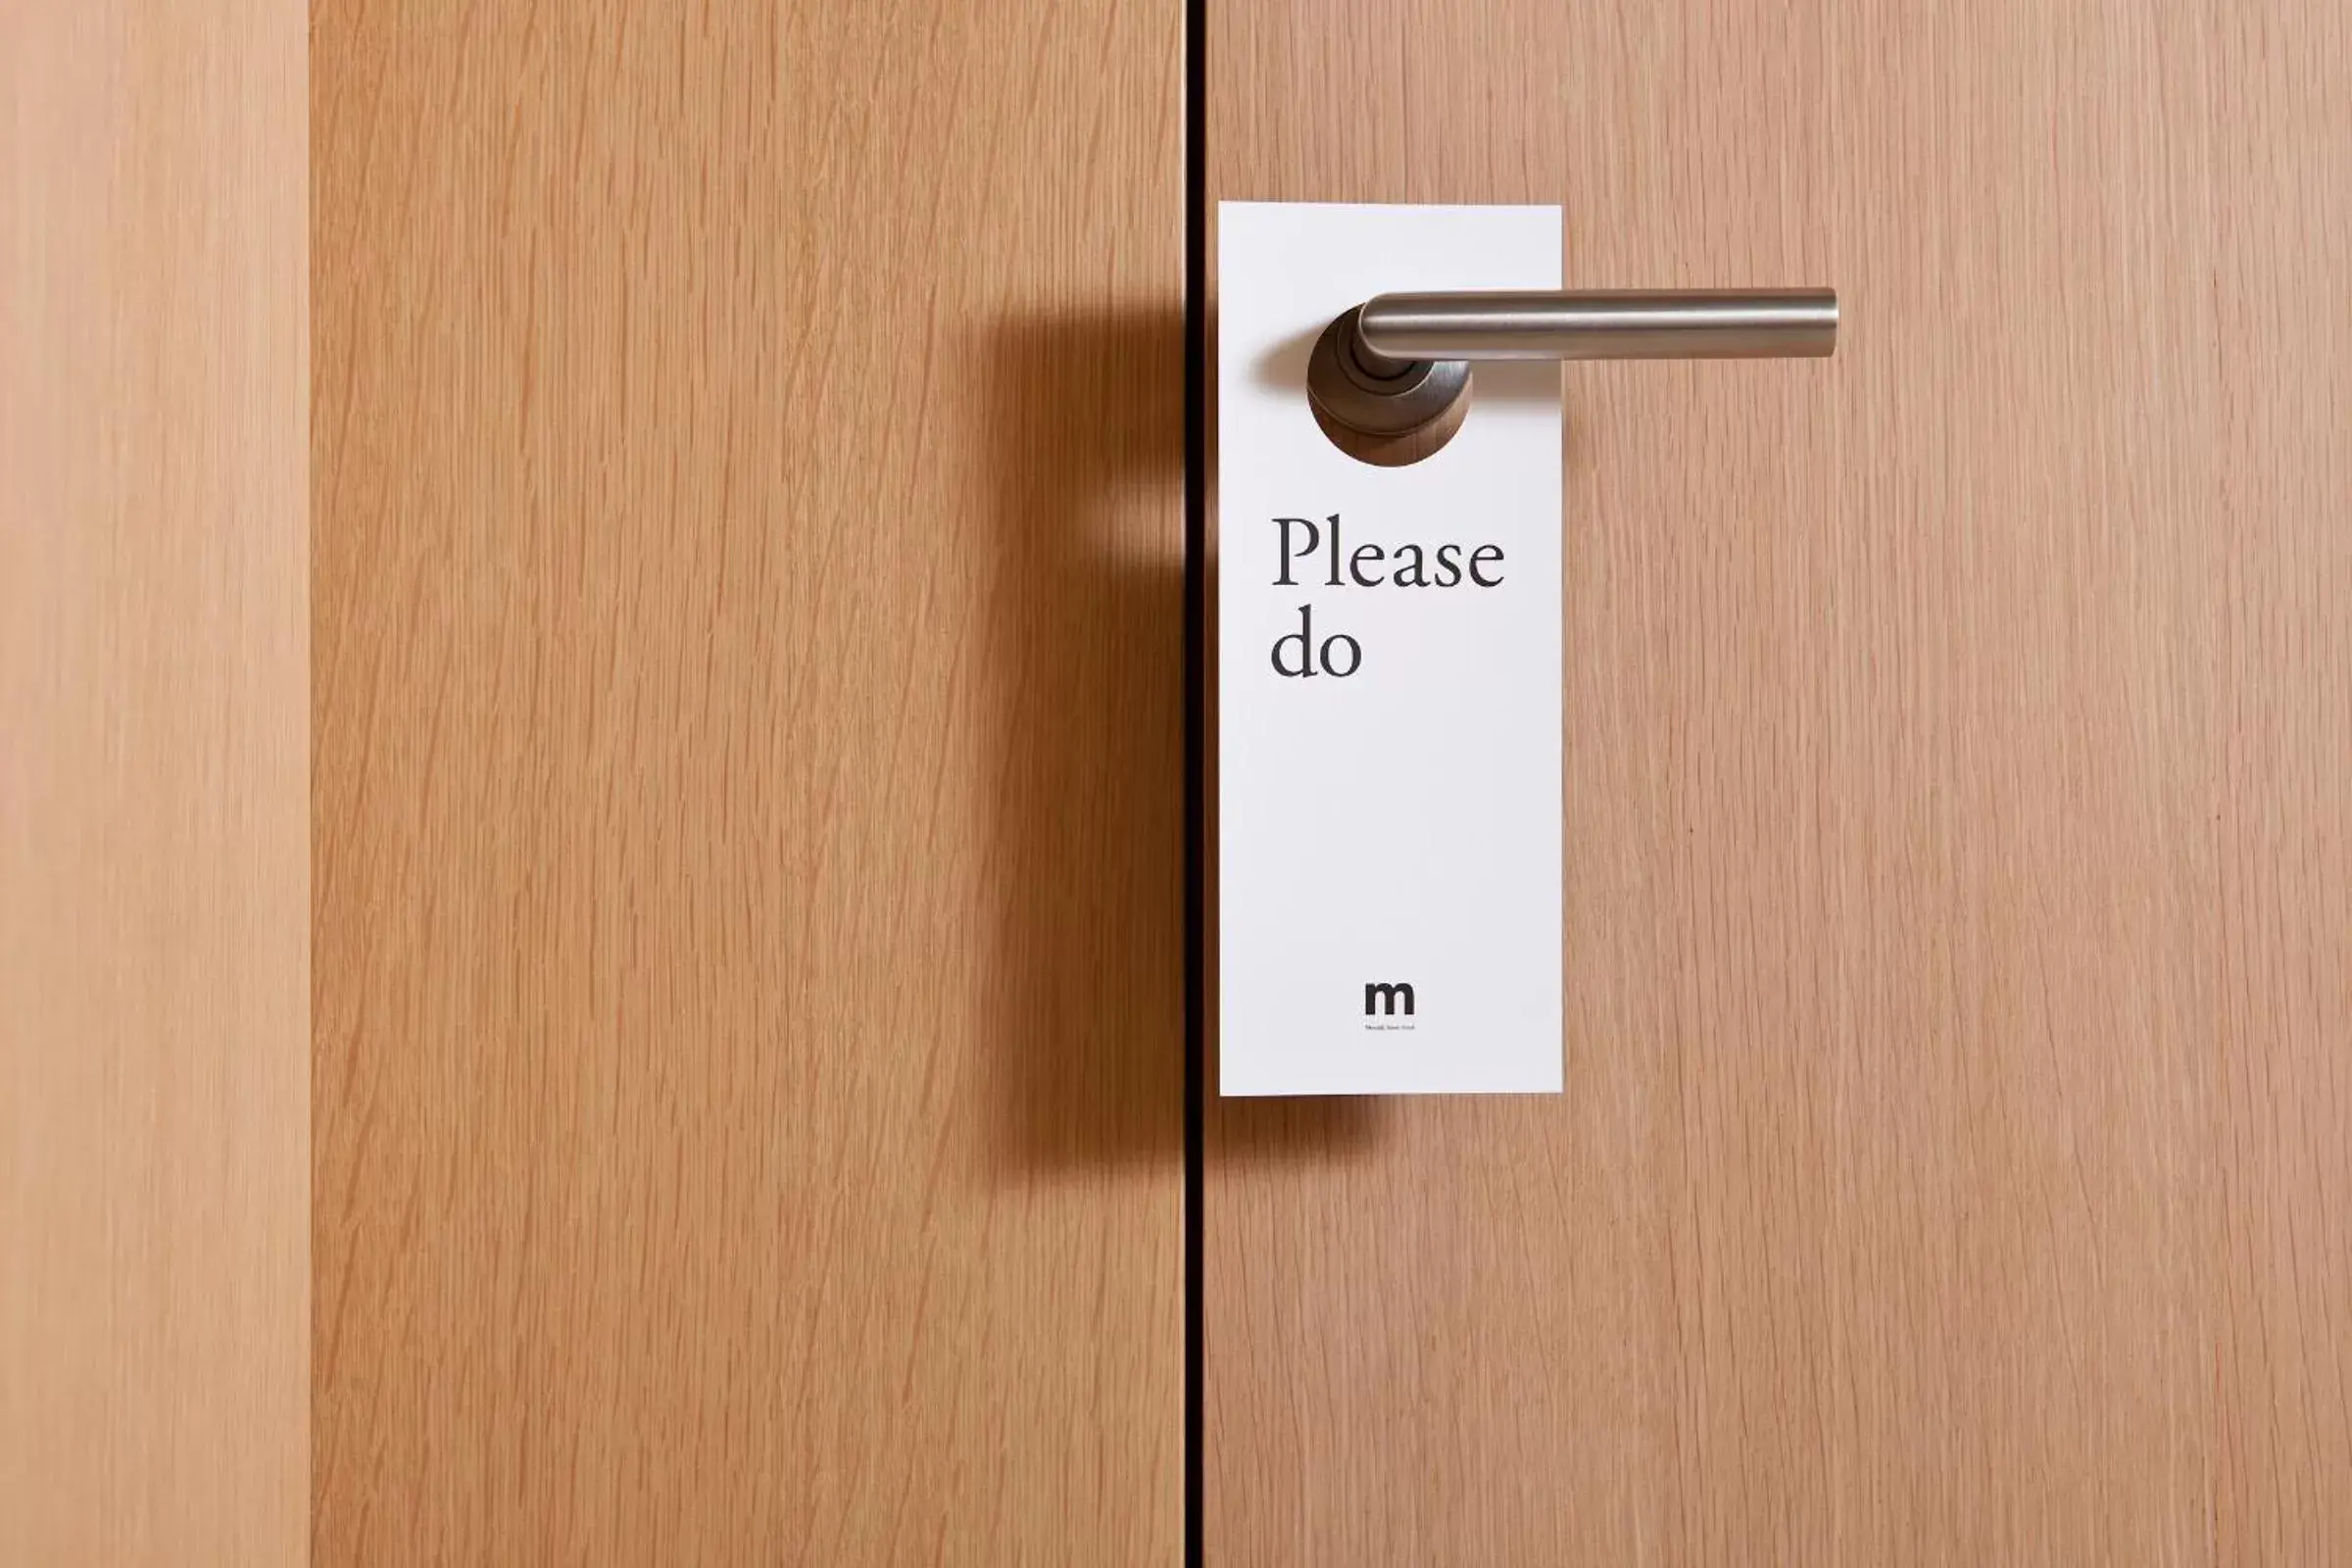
[1353,289,1837,368]
[1308,287,1838,446]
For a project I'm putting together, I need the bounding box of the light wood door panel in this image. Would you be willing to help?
[313,3,1185,1561]
[1207,3,2350,1562]
[3,5,310,1564]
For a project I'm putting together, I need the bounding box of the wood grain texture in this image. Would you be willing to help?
[1207,3,2350,1562]
[312,2,1184,1561]
[1,4,310,1565]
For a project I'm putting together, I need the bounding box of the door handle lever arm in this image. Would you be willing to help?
[1308,287,1838,442]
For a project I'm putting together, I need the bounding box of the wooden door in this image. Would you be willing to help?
[16,1,2352,1563]
[1206,3,2352,1564]
[5,6,308,1562]
[17,2,1194,1561]
[311,2,1184,1562]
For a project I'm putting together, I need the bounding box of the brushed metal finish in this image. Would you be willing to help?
[1307,287,1838,456]
[1307,307,1472,438]
[1353,288,1838,372]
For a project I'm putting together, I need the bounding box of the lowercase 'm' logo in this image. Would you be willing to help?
[1363,982,1415,1025]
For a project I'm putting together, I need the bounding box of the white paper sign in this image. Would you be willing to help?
[1217,202,1563,1097]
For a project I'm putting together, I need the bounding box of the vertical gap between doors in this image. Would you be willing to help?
[1181,0,1206,1556]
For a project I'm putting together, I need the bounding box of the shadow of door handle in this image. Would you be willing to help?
[1307,288,1838,441]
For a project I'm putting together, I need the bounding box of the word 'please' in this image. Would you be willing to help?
[1273,514,1505,591]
